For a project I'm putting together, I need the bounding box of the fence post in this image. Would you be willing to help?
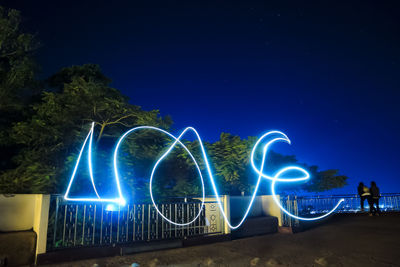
[222,195,231,234]
[285,195,290,227]
[294,195,298,227]
[260,195,282,226]
[33,194,50,262]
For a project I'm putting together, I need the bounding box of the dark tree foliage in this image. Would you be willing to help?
[304,166,348,193]
[176,134,348,196]
[0,64,172,194]
[0,6,39,178]
[0,6,38,111]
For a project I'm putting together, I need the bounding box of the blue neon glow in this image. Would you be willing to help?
[105,203,119,211]
[64,123,344,227]
[64,122,125,205]
[255,133,345,221]
[113,126,205,226]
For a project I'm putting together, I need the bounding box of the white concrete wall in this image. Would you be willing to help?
[230,195,282,226]
[230,196,263,218]
[0,194,50,255]
[261,195,282,226]
[33,195,50,255]
[0,194,36,231]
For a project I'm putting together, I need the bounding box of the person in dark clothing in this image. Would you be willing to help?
[358,182,371,212]
[370,181,381,215]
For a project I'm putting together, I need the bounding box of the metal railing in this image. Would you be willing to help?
[280,193,400,227]
[47,193,400,249]
[46,195,225,251]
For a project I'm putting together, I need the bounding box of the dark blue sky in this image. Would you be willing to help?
[5,1,400,194]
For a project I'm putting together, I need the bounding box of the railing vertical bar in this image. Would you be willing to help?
[73,205,78,246]
[117,208,120,242]
[126,205,129,242]
[92,205,96,245]
[287,196,291,227]
[156,204,159,239]
[198,202,201,233]
[392,196,395,210]
[195,203,198,233]
[53,196,59,248]
[110,210,113,243]
[141,204,144,240]
[82,204,86,245]
[169,204,172,237]
[294,196,298,226]
[147,204,151,240]
[175,203,177,237]
[133,204,136,241]
[186,203,189,235]
[388,196,390,211]
[100,204,104,245]
[185,203,191,236]
[62,203,67,246]
[161,204,164,239]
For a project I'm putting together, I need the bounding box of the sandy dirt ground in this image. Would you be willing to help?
[44,213,400,267]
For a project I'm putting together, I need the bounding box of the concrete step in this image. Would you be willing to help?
[231,216,278,238]
[0,230,36,266]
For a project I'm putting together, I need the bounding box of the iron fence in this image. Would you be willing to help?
[47,194,400,249]
[280,193,400,227]
[46,196,225,251]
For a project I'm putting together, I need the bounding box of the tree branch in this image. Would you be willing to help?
[107,113,137,125]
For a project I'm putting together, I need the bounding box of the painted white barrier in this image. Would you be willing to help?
[230,195,282,226]
[0,194,50,255]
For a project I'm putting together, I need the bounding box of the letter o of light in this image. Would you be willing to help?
[113,126,205,226]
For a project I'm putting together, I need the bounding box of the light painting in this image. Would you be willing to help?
[64,123,344,228]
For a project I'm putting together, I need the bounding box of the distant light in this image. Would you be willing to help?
[105,203,119,211]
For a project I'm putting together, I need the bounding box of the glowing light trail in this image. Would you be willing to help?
[113,126,205,226]
[64,123,344,227]
[64,122,101,201]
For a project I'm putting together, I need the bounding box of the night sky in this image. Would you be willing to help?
[4,1,400,194]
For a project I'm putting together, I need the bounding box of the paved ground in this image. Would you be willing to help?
[45,213,400,267]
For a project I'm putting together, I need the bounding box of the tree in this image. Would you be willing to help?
[0,6,38,172]
[302,167,348,193]
[206,133,251,194]
[0,6,38,111]
[0,64,172,194]
[175,133,348,196]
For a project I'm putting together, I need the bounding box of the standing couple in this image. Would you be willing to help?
[358,181,381,216]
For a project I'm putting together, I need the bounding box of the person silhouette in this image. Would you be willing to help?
[358,182,371,212]
[370,181,381,216]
